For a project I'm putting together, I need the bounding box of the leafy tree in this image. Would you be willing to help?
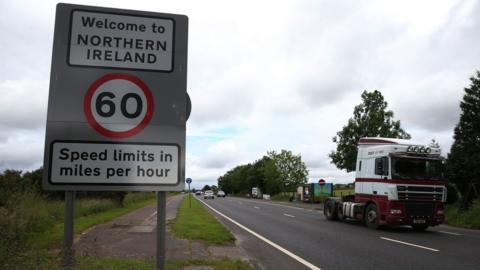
[447,71,480,210]
[429,138,440,148]
[268,150,308,192]
[202,185,211,191]
[330,90,410,172]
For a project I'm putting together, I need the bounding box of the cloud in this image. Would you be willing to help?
[1,0,479,188]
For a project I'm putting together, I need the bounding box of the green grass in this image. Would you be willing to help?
[9,251,252,270]
[28,193,156,249]
[171,195,235,245]
[333,188,355,197]
[445,199,480,229]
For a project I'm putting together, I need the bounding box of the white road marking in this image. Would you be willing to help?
[380,237,439,252]
[438,230,461,236]
[284,214,295,218]
[147,211,157,220]
[197,198,322,270]
[254,206,261,209]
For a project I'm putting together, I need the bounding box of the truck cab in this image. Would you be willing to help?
[325,137,447,230]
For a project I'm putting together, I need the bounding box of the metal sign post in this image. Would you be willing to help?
[63,191,75,269]
[157,192,166,270]
[186,178,192,208]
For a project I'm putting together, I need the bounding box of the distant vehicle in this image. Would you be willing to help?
[251,187,262,199]
[324,137,446,231]
[217,190,226,197]
[195,191,202,196]
[204,190,215,199]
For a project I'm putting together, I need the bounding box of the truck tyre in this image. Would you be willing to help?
[337,205,346,221]
[324,200,338,221]
[412,224,428,231]
[365,203,380,229]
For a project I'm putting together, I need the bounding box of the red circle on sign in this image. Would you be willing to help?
[84,73,154,138]
[319,179,326,186]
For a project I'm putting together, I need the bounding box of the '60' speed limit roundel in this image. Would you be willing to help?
[84,73,154,138]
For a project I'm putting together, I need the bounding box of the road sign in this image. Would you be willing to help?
[319,179,326,186]
[84,73,154,138]
[186,178,192,184]
[43,3,188,191]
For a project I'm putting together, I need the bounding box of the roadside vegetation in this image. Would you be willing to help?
[0,168,156,269]
[171,195,235,245]
[218,150,308,198]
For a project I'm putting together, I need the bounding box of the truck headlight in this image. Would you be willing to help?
[390,209,402,214]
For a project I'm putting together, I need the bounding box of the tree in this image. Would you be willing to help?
[330,90,410,172]
[202,185,211,191]
[429,138,440,148]
[268,150,308,192]
[447,71,480,210]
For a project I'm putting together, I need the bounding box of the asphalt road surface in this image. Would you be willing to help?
[197,196,480,270]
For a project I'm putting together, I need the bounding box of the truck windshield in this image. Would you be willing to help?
[391,157,444,180]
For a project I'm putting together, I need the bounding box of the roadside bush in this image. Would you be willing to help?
[445,199,480,229]
[446,182,459,204]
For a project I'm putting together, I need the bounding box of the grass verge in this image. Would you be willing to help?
[28,192,156,249]
[14,252,252,270]
[171,195,235,245]
[445,199,480,229]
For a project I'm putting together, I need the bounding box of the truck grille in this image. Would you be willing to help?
[405,203,434,217]
[397,185,444,202]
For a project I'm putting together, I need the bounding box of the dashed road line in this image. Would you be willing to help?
[197,198,322,270]
[438,230,461,236]
[380,237,439,252]
[284,214,295,218]
[254,206,261,209]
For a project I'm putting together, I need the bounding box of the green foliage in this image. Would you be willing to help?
[445,199,480,229]
[447,71,480,210]
[329,90,410,172]
[202,184,211,191]
[0,186,155,269]
[268,150,308,192]
[218,151,307,196]
[446,182,459,205]
[171,196,235,245]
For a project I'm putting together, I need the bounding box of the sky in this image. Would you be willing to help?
[1,0,479,188]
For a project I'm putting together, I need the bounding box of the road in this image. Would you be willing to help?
[197,196,480,270]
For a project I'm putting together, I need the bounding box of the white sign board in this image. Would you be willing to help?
[69,10,174,71]
[50,142,179,185]
[43,3,188,191]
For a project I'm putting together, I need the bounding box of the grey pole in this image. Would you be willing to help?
[64,191,75,270]
[157,191,166,270]
[188,183,191,208]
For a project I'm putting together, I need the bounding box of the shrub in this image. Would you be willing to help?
[446,182,459,204]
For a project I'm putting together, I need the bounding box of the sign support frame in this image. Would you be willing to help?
[63,191,75,270]
[156,191,166,270]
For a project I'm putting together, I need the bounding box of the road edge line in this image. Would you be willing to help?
[196,198,322,270]
[380,237,439,252]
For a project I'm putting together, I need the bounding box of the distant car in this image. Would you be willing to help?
[195,191,202,196]
[203,190,215,199]
[217,190,226,197]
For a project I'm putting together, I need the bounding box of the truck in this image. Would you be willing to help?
[251,187,262,199]
[324,137,447,231]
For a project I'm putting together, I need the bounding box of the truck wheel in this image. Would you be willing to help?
[365,204,380,229]
[337,205,346,221]
[324,201,338,221]
[412,224,428,231]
